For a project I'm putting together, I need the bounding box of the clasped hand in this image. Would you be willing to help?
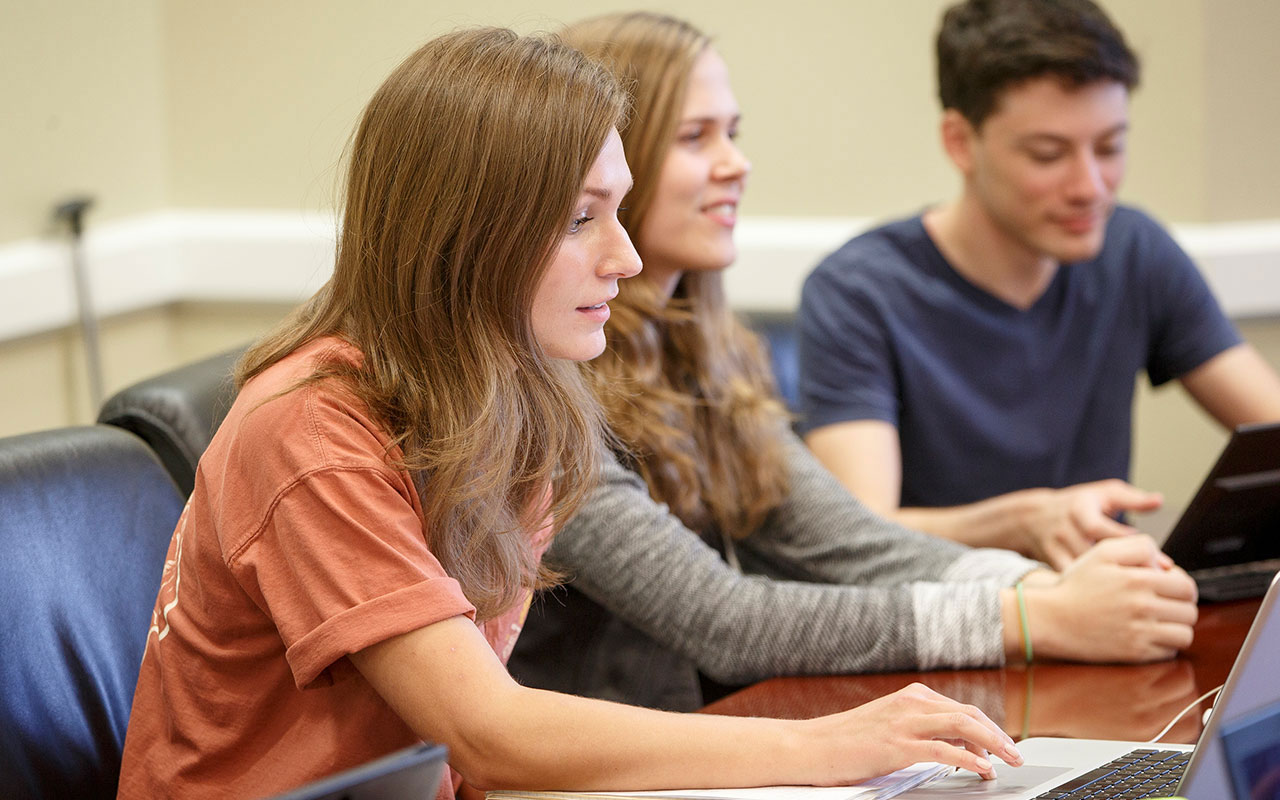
[1028,536,1198,663]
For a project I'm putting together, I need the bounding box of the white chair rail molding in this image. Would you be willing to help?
[4,210,1280,342]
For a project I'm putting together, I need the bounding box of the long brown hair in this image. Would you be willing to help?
[562,13,789,541]
[236,28,627,619]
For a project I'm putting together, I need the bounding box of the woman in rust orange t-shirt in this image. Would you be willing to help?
[117,25,1019,800]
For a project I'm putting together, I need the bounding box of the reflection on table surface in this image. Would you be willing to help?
[703,598,1262,745]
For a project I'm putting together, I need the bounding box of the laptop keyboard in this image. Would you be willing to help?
[1192,558,1280,603]
[1032,748,1190,799]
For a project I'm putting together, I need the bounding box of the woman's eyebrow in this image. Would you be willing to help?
[679,113,741,125]
[582,181,635,201]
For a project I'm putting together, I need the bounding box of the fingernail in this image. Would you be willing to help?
[1004,743,1023,763]
[976,757,993,771]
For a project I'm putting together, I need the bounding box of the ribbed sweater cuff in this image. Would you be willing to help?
[942,547,1042,587]
[911,581,1005,670]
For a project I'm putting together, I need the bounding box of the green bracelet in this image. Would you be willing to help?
[1016,580,1033,664]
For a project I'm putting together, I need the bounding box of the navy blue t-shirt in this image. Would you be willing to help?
[796,207,1242,508]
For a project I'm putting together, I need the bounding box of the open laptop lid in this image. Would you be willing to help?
[1161,421,1280,571]
[1179,571,1280,798]
[269,743,448,800]
[900,578,1280,798]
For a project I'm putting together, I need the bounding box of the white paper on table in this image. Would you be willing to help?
[486,762,956,800]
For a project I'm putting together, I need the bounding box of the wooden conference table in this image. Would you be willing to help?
[704,597,1262,745]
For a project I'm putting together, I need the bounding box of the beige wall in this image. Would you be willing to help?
[1202,0,1280,221]
[0,0,168,242]
[5,0,1277,243]
[158,0,1219,222]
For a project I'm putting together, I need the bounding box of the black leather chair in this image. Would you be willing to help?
[739,310,799,413]
[98,346,245,496]
[0,426,185,799]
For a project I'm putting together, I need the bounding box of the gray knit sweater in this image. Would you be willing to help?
[507,432,1039,710]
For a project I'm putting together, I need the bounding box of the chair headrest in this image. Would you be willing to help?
[98,346,244,495]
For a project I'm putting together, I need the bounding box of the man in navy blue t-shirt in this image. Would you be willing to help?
[798,0,1280,570]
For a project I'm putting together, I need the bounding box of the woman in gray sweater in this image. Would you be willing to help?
[508,11,1199,712]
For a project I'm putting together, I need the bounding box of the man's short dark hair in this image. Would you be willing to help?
[937,0,1140,127]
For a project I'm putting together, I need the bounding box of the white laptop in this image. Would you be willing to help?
[899,571,1280,799]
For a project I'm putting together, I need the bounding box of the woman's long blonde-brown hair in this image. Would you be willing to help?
[236,28,627,619]
[562,13,790,541]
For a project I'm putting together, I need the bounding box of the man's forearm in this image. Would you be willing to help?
[892,489,1050,555]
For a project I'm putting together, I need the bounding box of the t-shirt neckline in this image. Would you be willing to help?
[908,214,1070,318]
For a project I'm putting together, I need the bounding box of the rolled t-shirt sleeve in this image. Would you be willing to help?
[797,255,900,434]
[1139,218,1243,386]
[229,466,476,689]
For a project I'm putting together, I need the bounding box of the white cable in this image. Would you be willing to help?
[1148,684,1224,743]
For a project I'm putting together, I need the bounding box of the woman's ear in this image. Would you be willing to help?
[939,109,977,175]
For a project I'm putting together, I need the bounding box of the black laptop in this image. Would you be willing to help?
[269,743,448,800]
[1161,421,1280,602]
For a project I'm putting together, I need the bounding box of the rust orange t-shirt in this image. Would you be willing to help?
[117,337,549,799]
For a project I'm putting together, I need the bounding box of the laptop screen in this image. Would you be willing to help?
[268,743,448,800]
[1183,576,1280,799]
[1163,421,1280,573]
